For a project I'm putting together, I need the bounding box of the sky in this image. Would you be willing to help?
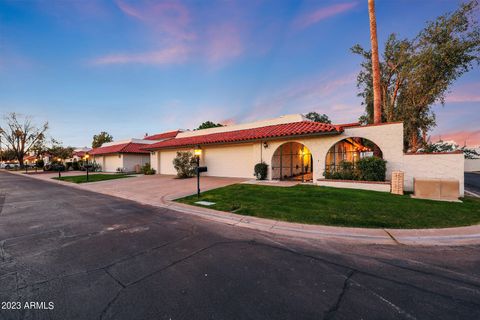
[0,0,479,148]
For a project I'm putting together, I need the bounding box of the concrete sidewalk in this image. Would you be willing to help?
[6,169,480,246]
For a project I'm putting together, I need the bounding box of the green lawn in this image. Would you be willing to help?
[176,184,480,229]
[53,174,133,184]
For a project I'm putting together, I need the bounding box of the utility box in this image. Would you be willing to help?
[413,178,460,201]
[391,171,404,195]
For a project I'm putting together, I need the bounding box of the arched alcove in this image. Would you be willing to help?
[271,142,313,181]
[325,137,382,174]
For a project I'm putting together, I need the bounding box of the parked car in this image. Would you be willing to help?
[1,162,20,169]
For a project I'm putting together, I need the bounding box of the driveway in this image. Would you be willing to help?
[465,172,480,195]
[1,171,480,319]
[21,171,245,206]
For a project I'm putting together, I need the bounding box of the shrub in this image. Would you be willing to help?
[324,161,357,180]
[72,160,80,171]
[338,161,357,180]
[253,162,268,180]
[173,151,197,178]
[65,162,73,171]
[44,163,65,172]
[356,157,387,181]
[141,163,156,175]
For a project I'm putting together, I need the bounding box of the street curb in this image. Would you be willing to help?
[4,170,480,246]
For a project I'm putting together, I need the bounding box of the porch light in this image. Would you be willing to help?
[194,148,202,156]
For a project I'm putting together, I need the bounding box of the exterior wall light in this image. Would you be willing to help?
[263,142,268,149]
[194,148,202,156]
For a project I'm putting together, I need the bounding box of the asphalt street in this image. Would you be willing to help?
[465,172,480,195]
[1,171,479,320]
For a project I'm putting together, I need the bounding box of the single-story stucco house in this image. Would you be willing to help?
[90,130,180,173]
[143,114,465,196]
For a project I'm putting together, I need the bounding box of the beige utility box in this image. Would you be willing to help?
[413,178,460,201]
[391,171,404,195]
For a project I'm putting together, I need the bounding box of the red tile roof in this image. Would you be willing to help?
[144,130,181,141]
[144,121,343,150]
[23,155,37,162]
[73,151,86,157]
[90,142,150,155]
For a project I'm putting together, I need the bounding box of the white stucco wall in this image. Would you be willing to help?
[465,159,480,172]
[317,180,391,192]
[402,153,464,196]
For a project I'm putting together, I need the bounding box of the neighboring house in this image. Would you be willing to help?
[144,114,465,196]
[70,147,92,162]
[90,131,180,173]
[23,155,37,166]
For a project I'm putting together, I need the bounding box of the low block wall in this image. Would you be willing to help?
[317,179,391,192]
[402,152,464,196]
[465,159,480,172]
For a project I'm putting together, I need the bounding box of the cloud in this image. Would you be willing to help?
[204,23,244,65]
[432,129,480,147]
[115,0,194,40]
[293,2,357,30]
[242,72,361,123]
[445,82,480,103]
[89,0,270,68]
[92,44,189,65]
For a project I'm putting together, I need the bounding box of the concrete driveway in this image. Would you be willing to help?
[19,171,245,206]
[1,171,480,320]
[83,174,246,205]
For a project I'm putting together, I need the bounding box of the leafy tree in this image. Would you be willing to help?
[352,0,480,151]
[0,148,17,161]
[422,140,480,159]
[196,121,223,130]
[92,131,113,148]
[48,139,74,160]
[172,151,197,178]
[0,113,48,167]
[304,112,332,124]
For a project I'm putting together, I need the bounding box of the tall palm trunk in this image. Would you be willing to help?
[368,0,382,124]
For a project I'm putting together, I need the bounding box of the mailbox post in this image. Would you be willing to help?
[194,147,207,198]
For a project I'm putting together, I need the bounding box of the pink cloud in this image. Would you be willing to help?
[445,82,480,103]
[91,1,268,67]
[244,72,360,123]
[432,129,480,147]
[92,44,189,65]
[204,24,244,65]
[293,2,357,30]
[115,0,194,40]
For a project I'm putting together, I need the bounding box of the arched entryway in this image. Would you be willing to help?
[325,137,382,174]
[271,142,313,181]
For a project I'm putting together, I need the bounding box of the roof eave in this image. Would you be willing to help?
[143,130,343,151]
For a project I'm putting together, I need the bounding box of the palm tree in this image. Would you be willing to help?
[368,0,382,124]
